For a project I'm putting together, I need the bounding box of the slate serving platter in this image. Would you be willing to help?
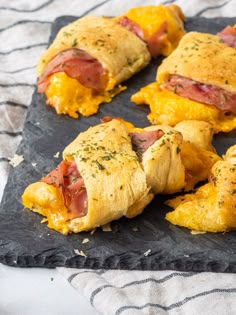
[1,16,236,271]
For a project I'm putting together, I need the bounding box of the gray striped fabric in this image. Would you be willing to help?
[0,0,236,314]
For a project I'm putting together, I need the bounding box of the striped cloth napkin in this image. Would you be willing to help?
[1,0,236,314]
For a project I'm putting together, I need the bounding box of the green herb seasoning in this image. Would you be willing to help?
[71,39,78,47]
[176,147,181,154]
[95,160,105,170]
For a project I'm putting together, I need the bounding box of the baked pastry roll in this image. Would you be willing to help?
[166,145,236,233]
[22,117,220,234]
[115,4,185,57]
[22,119,153,234]
[37,4,185,118]
[117,118,220,194]
[132,28,236,133]
[130,124,186,194]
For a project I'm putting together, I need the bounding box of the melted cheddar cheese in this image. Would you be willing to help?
[45,72,126,118]
[166,183,220,232]
[166,147,236,233]
[114,117,220,192]
[22,182,70,235]
[124,4,185,56]
[180,141,221,191]
[131,82,236,133]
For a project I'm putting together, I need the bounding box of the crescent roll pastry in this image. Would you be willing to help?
[115,118,220,194]
[37,16,150,118]
[115,4,185,58]
[22,117,219,234]
[174,120,215,152]
[132,28,236,133]
[37,4,185,118]
[133,125,186,194]
[140,126,220,193]
[166,145,236,233]
[22,119,153,234]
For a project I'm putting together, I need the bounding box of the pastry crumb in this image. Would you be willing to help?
[102,223,112,232]
[8,154,24,167]
[132,226,139,232]
[190,230,206,235]
[74,249,87,257]
[90,229,96,235]
[32,162,37,167]
[144,249,151,257]
[54,151,60,158]
[82,238,90,244]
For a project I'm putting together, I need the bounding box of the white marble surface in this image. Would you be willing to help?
[0,264,98,315]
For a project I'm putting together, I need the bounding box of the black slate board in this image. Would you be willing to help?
[1,16,236,272]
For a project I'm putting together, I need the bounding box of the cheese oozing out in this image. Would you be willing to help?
[45,72,125,118]
[124,4,185,56]
[131,82,236,133]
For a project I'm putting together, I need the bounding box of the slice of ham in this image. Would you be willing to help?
[100,117,165,159]
[41,160,87,219]
[117,16,167,57]
[145,21,168,58]
[117,16,144,40]
[217,25,236,48]
[129,129,164,160]
[38,16,169,92]
[37,48,105,93]
[162,75,236,114]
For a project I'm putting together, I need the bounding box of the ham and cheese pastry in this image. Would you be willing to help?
[132,27,236,133]
[22,119,154,234]
[115,4,185,58]
[115,118,220,193]
[22,118,220,234]
[166,145,236,233]
[37,4,185,118]
[144,121,220,193]
[132,125,185,194]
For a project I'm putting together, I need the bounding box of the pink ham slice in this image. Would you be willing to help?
[217,25,236,48]
[37,48,105,93]
[38,17,168,93]
[129,129,164,159]
[41,160,88,219]
[117,16,144,40]
[101,117,165,159]
[145,21,168,58]
[117,16,168,57]
[162,75,236,114]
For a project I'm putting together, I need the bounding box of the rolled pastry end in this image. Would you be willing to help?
[37,15,151,118]
[22,119,154,234]
[22,182,70,235]
[165,145,236,233]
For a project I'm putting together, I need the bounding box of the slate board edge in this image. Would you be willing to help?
[1,253,236,273]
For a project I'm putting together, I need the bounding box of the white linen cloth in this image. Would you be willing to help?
[0,0,236,314]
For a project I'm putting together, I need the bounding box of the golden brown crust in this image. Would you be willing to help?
[166,145,236,232]
[140,125,186,194]
[223,144,236,164]
[174,120,215,151]
[22,120,153,234]
[157,31,236,93]
[63,119,153,232]
[37,16,151,87]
